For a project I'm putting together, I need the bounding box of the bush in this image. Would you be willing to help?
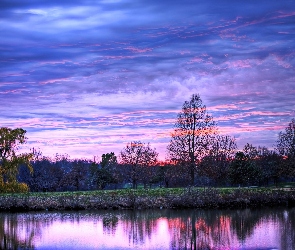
[0,181,29,193]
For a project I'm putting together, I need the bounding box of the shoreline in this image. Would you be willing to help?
[0,187,294,212]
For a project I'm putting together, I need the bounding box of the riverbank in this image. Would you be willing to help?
[0,187,294,212]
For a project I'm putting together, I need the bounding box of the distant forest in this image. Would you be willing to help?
[1,94,294,192]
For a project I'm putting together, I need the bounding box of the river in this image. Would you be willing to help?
[0,207,294,249]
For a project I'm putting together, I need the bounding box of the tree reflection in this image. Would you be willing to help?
[165,208,287,249]
[102,213,118,234]
[0,208,294,249]
[230,209,262,242]
[280,208,295,250]
[0,213,41,249]
[168,211,214,249]
[121,210,159,245]
[101,208,295,249]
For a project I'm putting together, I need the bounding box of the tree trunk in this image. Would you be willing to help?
[190,163,195,186]
[132,180,137,189]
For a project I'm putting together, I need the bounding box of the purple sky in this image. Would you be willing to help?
[1,0,295,161]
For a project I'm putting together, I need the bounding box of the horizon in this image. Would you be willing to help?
[1,0,295,161]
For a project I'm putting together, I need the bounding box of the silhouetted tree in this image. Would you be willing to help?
[89,152,118,190]
[140,165,158,189]
[120,141,158,189]
[199,135,237,186]
[229,151,260,186]
[156,161,177,188]
[19,154,75,192]
[61,159,89,191]
[252,146,283,186]
[167,94,217,185]
[20,157,60,192]
[157,160,190,188]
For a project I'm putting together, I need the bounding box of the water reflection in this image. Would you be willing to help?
[0,213,41,249]
[0,207,294,249]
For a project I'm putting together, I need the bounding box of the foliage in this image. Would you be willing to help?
[167,94,217,185]
[89,152,118,190]
[0,181,29,193]
[229,152,260,186]
[156,160,190,188]
[61,159,89,191]
[101,152,117,168]
[28,157,64,192]
[199,135,237,186]
[0,127,33,192]
[253,146,282,186]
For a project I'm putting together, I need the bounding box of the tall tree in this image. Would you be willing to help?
[167,94,217,185]
[277,118,295,177]
[0,127,33,192]
[120,141,158,189]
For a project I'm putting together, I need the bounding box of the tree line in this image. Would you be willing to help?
[0,93,294,192]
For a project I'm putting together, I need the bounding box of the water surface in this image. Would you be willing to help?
[1,207,294,249]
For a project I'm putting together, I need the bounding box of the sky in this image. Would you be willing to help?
[1,0,295,161]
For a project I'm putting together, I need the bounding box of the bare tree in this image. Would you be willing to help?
[167,94,217,185]
[119,141,158,189]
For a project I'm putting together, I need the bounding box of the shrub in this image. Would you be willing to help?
[0,181,29,193]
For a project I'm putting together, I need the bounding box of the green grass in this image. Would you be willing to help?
[0,183,294,199]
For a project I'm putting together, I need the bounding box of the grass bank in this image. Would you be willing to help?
[0,187,295,212]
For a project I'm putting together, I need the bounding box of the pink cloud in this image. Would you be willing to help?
[209,104,238,111]
[179,50,191,55]
[39,60,71,65]
[272,54,293,69]
[39,77,71,85]
[215,110,291,123]
[218,124,285,135]
[188,57,203,64]
[0,89,22,94]
[226,59,252,69]
[125,46,153,53]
